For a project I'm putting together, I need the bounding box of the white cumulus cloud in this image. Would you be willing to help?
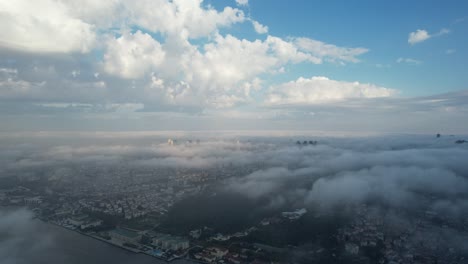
[124,0,245,39]
[0,0,374,111]
[266,76,395,105]
[103,31,165,79]
[408,29,431,45]
[252,20,268,34]
[0,0,96,53]
[408,28,450,45]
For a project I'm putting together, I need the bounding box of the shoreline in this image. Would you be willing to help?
[38,217,194,263]
[1,206,197,264]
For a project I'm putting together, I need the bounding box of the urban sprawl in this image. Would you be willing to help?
[1,139,467,264]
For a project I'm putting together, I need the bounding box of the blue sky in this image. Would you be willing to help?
[0,0,467,133]
[225,0,468,96]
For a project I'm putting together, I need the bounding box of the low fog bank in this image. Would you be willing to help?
[2,133,468,259]
[1,133,468,229]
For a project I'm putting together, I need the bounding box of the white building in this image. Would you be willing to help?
[152,233,189,251]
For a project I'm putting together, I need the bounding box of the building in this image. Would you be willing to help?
[109,228,142,243]
[207,247,229,258]
[152,233,189,251]
[24,196,42,206]
[345,243,359,255]
[80,219,103,230]
[68,214,88,227]
[194,247,229,263]
[189,229,201,239]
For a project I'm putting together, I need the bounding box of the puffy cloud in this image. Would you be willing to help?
[185,35,282,99]
[124,0,245,39]
[0,0,377,113]
[103,31,165,79]
[408,29,431,45]
[53,0,246,39]
[58,0,123,28]
[0,0,246,53]
[266,76,395,105]
[192,34,277,88]
[266,36,321,64]
[133,31,366,109]
[408,28,450,45]
[134,34,275,108]
[149,34,324,108]
[252,20,268,34]
[0,0,96,53]
[193,34,343,106]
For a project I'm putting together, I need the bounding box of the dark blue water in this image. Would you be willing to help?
[0,208,191,264]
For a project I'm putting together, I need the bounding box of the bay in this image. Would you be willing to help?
[0,207,191,264]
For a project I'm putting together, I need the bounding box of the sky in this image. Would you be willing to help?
[0,0,467,134]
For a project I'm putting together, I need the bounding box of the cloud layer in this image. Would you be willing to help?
[0,0,96,53]
[1,133,468,221]
[0,0,465,133]
[0,0,375,111]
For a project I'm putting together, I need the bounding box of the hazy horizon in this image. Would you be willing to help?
[1,0,468,263]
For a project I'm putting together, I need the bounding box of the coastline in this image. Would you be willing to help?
[37,217,195,264]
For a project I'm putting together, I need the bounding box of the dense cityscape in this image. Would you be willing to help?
[1,135,468,264]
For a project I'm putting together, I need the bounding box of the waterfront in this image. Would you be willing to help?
[0,208,190,264]
[2,135,468,263]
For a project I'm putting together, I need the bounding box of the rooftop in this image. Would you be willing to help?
[110,228,140,238]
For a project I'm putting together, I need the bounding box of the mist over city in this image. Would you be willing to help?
[1,0,468,263]
[1,132,468,263]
